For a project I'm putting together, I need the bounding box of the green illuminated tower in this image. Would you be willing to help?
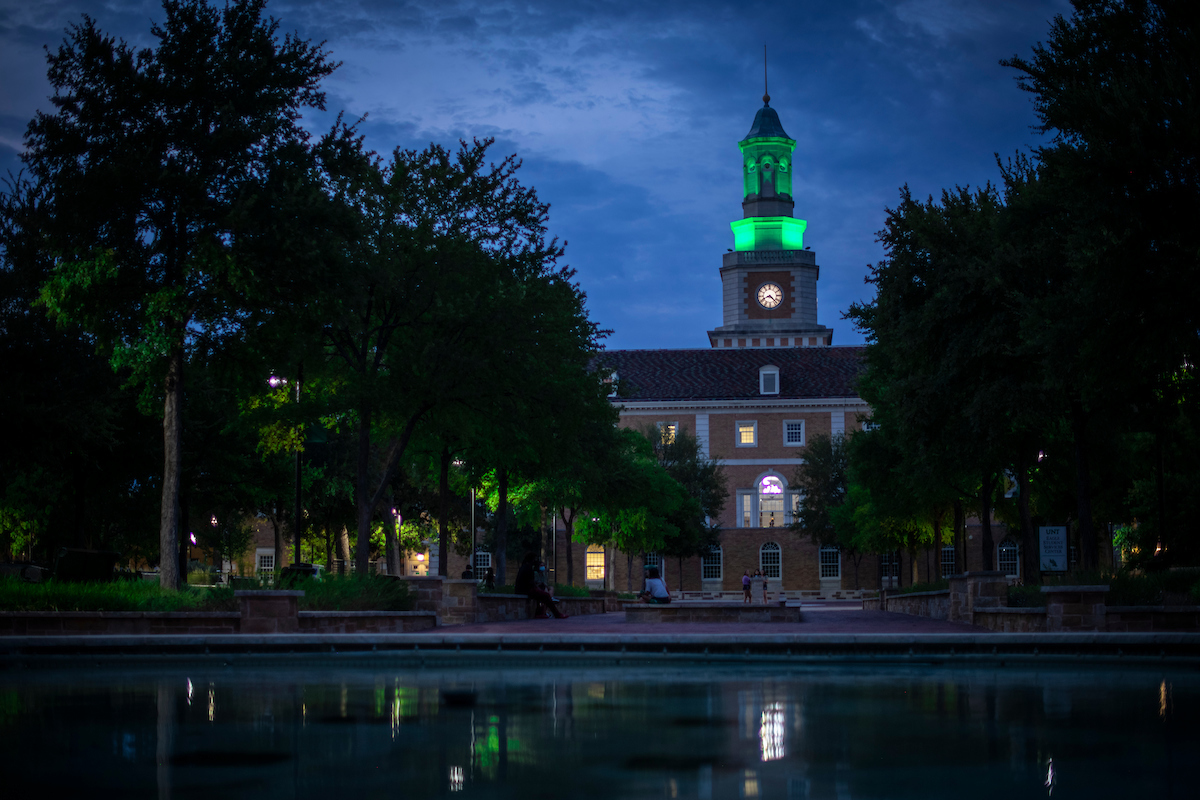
[707,92,833,349]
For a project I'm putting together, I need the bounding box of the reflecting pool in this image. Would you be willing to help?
[0,661,1194,798]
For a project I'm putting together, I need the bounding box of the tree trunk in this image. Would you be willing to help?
[953,499,965,574]
[336,526,350,573]
[561,508,575,585]
[932,515,942,581]
[272,505,283,583]
[898,550,904,588]
[495,466,509,584]
[1016,458,1038,585]
[355,403,373,575]
[1070,402,1097,571]
[158,347,183,590]
[438,445,451,577]
[627,552,634,592]
[385,492,400,576]
[980,471,996,571]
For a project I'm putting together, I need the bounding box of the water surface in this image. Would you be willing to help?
[0,660,1193,798]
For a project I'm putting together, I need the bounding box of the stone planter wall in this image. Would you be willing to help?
[298,611,436,633]
[871,589,950,620]
[972,608,1048,633]
[1042,585,1107,632]
[0,611,240,636]
[624,602,801,624]
[1103,606,1200,632]
[475,593,606,622]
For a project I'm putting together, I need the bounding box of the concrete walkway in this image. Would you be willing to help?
[444,608,994,635]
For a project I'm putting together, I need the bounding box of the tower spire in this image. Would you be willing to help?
[763,45,770,105]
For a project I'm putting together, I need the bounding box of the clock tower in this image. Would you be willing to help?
[707,95,834,349]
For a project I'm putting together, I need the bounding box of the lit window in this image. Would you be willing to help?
[759,476,785,528]
[473,550,492,572]
[656,422,677,445]
[760,542,781,579]
[586,545,605,581]
[739,490,755,528]
[737,421,758,447]
[702,546,722,580]
[787,490,801,525]
[940,546,956,578]
[998,538,1019,578]
[783,420,804,446]
[760,365,780,395]
[819,546,840,579]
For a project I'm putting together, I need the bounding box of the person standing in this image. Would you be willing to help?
[761,570,769,604]
[742,570,752,603]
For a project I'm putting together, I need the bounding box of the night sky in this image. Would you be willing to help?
[0,0,1070,350]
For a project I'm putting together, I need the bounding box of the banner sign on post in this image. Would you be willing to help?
[1039,526,1067,571]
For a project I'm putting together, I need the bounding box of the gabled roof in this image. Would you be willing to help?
[597,347,865,402]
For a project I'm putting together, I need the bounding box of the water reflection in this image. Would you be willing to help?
[0,665,1194,799]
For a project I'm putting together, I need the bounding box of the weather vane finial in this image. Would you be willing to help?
[763,44,770,105]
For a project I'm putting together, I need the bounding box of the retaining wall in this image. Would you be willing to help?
[624,602,802,624]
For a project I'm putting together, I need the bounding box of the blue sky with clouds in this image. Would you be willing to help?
[0,0,1071,349]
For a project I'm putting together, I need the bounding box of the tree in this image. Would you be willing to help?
[24,0,335,588]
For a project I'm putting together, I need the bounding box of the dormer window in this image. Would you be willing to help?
[605,371,619,398]
[759,365,780,395]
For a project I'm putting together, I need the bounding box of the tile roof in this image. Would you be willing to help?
[596,347,865,401]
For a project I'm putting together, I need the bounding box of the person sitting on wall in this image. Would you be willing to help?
[461,565,475,580]
[515,552,568,619]
[640,567,672,604]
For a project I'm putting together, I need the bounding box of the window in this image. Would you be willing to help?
[656,421,677,445]
[940,546,956,578]
[998,538,1019,579]
[702,546,722,580]
[783,420,805,446]
[605,371,618,397]
[737,421,758,447]
[760,542,781,579]
[786,490,801,525]
[880,551,899,582]
[586,545,605,581]
[473,550,492,573]
[739,490,755,528]
[760,365,780,395]
[257,552,275,576]
[819,546,841,579]
[644,551,660,571]
[759,476,785,528]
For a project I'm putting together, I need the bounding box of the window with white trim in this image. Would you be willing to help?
[880,551,899,582]
[940,546,956,578]
[758,476,785,528]
[760,541,781,579]
[473,550,492,573]
[701,546,722,580]
[786,490,802,525]
[737,421,758,447]
[998,538,1019,579]
[586,545,605,581]
[738,490,755,528]
[644,551,660,571]
[819,546,841,579]
[759,365,780,395]
[783,420,805,446]
[257,552,275,575]
[606,371,619,397]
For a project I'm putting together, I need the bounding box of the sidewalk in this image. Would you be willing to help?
[445,608,994,635]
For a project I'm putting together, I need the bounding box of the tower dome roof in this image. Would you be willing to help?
[743,102,791,140]
[744,102,792,141]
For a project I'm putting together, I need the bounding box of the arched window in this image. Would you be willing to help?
[759,476,785,528]
[819,546,841,579]
[998,538,1020,579]
[760,541,781,579]
[586,544,605,582]
[701,545,722,581]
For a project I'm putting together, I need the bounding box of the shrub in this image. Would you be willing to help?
[0,577,223,612]
[1007,585,1046,607]
[553,583,591,597]
[293,574,412,611]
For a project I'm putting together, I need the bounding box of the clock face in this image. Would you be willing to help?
[757,283,783,309]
